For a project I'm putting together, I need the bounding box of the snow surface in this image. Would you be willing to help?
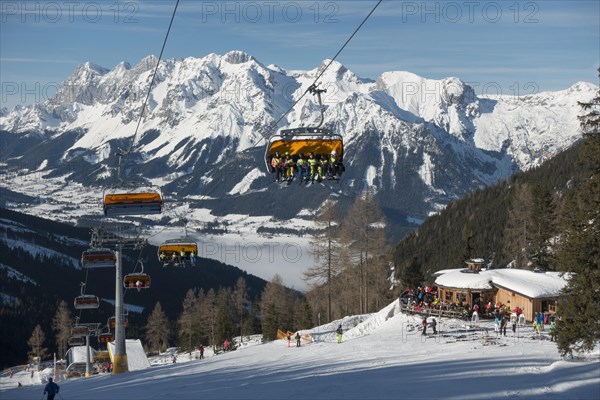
[2,299,598,399]
[435,268,569,298]
[107,340,150,371]
[0,263,38,286]
[0,237,80,269]
[228,168,266,195]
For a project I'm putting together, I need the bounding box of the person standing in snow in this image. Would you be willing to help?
[536,312,545,331]
[549,321,557,342]
[336,324,343,343]
[224,338,230,352]
[422,317,427,335]
[43,377,60,400]
[199,345,204,359]
[510,312,518,333]
[295,332,301,347]
[431,318,437,334]
[500,317,508,336]
[287,334,291,348]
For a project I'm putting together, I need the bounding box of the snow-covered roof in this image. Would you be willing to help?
[466,258,485,263]
[434,268,569,298]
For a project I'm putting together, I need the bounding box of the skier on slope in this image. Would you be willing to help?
[336,324,343,343]
[43,377,60,400]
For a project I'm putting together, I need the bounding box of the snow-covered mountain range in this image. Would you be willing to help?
[0,51,596,235]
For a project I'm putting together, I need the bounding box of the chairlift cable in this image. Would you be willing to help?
[128,0,181,153]
[254,0,383,147]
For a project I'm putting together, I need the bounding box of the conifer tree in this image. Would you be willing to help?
[337,233,359,316]
[234,277,248,341]
[294,297,313,329]
[260,274,288,341]
[261,302,278,341]
[461,230,474,264]
[145,302,170,355]
[556,72,600,356]
[303,199,341,322]
[528,184,556,270]
[342,190,387,313]
[503,183,533,267]
[244,302,261,336]
[27,324,49,361]
[177,289,198,353]
[400,257,424,289]
[199,289,217,349]
[215,287,234,346]
[52,300,72,359]
[195,289,210,345]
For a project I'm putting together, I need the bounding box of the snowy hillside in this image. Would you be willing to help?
[2,300,599,399]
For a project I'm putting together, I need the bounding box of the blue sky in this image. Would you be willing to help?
[1,0,598,110]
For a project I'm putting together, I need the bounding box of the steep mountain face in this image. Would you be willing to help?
[0,51,596,232]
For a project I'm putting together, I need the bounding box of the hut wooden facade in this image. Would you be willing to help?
[434,265,567,322]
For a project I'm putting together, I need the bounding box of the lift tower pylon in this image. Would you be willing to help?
[91,225,146,374]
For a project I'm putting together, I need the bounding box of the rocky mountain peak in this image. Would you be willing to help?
[0,51,596,229]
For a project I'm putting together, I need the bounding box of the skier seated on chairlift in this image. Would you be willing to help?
[328,150,344,179]
[270,151,285,182]
[284,153,295,181]
[307,152,318,181]
[136,280,142,292]
[317,155,328,181]
[296,153,309,181]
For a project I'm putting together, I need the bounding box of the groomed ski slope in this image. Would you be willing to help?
[2,300,599,400]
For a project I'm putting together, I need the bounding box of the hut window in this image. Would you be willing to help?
[457,292,467,303]
[445,291,454,302]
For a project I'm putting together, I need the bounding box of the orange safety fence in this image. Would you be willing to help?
[277,329,313,343]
